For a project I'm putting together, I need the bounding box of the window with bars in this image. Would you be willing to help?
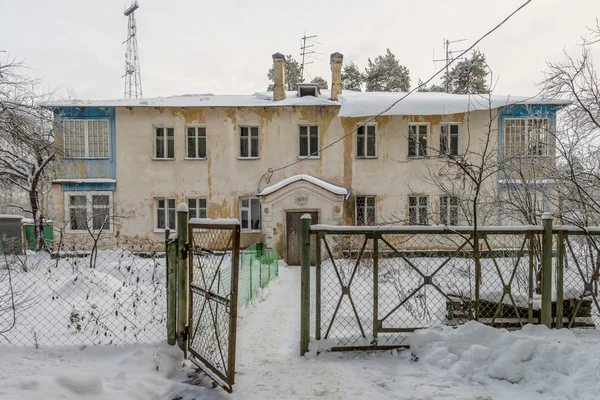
[240,126,259,158]
[186,126,206,159]
[63,119,109,159]
[156,198,176,230]
[155,127,175,159]
[67,192,112,232]
[239,197,260,231]
[355,196,376,226]
[356,125,377,158]
[440,124,459,155]
[504,118,549,157]
[299,125,319,157]
[188,198,207,219]
[439,195,459,225]
[408,124,428,157]
[408,196,428,225]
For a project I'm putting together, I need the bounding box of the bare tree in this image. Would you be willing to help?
[0,59,56,251]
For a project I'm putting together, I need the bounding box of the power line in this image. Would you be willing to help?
[260,0,534,186]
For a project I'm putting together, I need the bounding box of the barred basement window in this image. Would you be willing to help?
[156,198,176,230]
[299,125,319,157]
[63,119,109,159]
[439,195,459,225]
[186,126,206,159]
[155,127,175,159]
[356,125,377,158]
[440,124,459,155]
[408,123,428,157]
[408,196,428,225]
[240,126,259,158]
[356,196,376,226]
[188,198,207,219]
[504,118,549,157]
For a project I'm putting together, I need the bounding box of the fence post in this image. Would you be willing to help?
[315,233,322,341]
[372,234,379,346]
[165,229,177,346]
[176,203,189,356]
[556,231,565,329]
[528,231,534,324]
[541,212,553,328]
[300,214,311,356]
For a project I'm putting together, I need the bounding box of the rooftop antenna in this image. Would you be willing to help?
[433,38,467,92]
[123,1,142,99]
[300,32,321,81]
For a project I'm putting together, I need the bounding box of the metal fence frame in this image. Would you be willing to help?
[301,219,600,353]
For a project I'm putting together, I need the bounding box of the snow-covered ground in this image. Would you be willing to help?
[2,265,600,400]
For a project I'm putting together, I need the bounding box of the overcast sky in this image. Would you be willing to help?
[1,0,599,100]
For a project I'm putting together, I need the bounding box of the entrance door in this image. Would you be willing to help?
[286,211,318,265]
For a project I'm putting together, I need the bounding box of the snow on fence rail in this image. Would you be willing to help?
[311,224,600,351]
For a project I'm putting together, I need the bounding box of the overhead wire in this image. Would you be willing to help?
[259,0,534,189]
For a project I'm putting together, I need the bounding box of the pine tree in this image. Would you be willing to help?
[364,49,410,92]
[341,62,363,91]
[417,79,445,92]
[446,50,489,94]
[267,55,304,91]
[310,76,328,90]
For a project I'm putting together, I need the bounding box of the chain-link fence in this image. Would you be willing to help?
[312,225,600,351]
[0,235,166,347]
[1,230,279,348]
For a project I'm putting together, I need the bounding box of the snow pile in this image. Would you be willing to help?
[408,321,600,399]
[0,342,205,400]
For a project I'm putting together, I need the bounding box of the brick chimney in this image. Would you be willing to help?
[330,52,343,101]
[272,53,286,101]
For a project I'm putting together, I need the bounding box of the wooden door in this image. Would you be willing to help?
[286,211,318,265]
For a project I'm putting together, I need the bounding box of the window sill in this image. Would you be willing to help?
[241,230,261,234]
[238,157,260,160]
[297,156,320,160]
[154,228,175,233]
[64,157,110,160]
[184,157,207,161]
[355,156,378,159]
[152,158,176,161]
[407,156,428,159]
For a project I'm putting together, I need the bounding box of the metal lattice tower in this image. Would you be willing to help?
[123,1,142,99]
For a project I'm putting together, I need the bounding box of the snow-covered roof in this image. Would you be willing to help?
[258,174,350,197]
[52,178,117,184]
[43,90,569,117]
[43,91,345,108]
[337,92,571,117]
[0,214,25,220]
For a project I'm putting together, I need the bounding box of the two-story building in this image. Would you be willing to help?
[47,52,568,264]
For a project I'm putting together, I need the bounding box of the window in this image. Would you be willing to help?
[504,118,549,157]
[408,196,428,225]
[186,126,206,159]
[299,125,319,157]
[240,127,259,158]
[440,124,459,155]
[357,125,377,158]
[155,126,175,159]
[240,197,260,231]
[63,119,109,159]
[66,192,112,232]
[188,198,207,219]
[356,196,376,226]
[408,124,428,157]
[440,195,459,225]
[156,198,176,230]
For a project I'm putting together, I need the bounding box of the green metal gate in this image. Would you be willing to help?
[187,220,240,392]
